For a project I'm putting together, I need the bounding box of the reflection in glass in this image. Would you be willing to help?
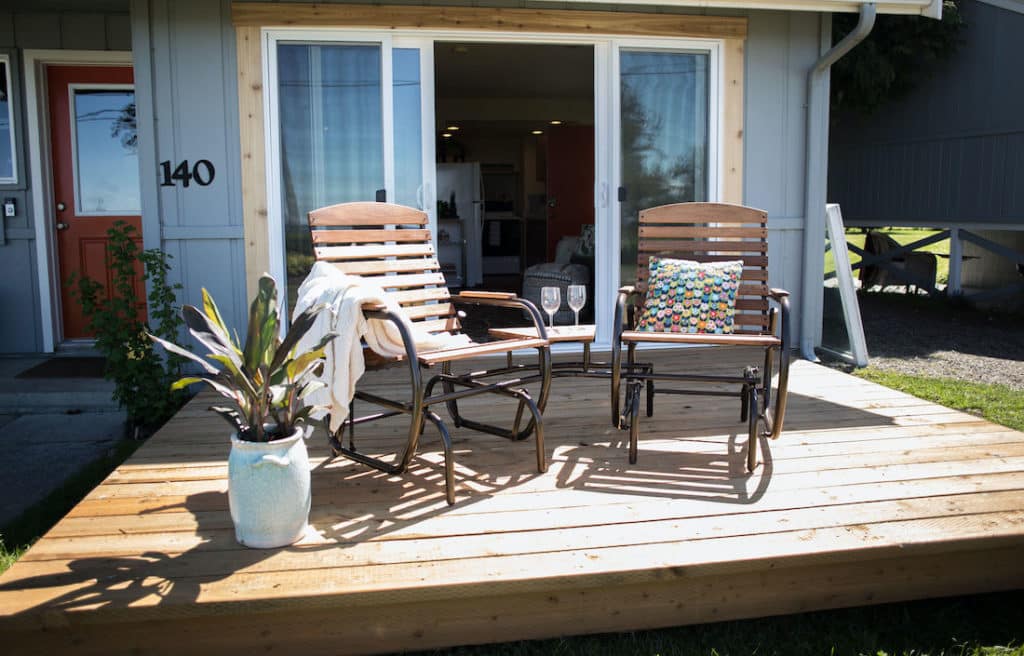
[393,48,422,209]
[73,89,139,213]
[0,59,13,181]
[278,42,384,305]
[619,50,708,285]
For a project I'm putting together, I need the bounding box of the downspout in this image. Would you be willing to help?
[799,3,876,362]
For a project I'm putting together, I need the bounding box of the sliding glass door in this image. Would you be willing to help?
[267,33,435,307]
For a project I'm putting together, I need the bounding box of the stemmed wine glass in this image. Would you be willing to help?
[567,285,586,327]
[540,286,560,329]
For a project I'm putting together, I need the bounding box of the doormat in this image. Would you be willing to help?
[15,357,107,379]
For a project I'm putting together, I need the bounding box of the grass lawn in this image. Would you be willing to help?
[827,227,950,284]
[855,370,1024,432]
[414,590,1024,655]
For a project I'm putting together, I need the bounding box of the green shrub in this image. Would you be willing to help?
[69,221,189,433]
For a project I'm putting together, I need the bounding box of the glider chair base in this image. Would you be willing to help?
[327,303,551,507]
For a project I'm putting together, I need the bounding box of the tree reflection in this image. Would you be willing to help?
[619,52,707,284]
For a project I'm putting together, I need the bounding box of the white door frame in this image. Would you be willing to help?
[23,49,134,353]
[260,29,723,347]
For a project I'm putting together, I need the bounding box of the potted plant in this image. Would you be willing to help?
[150,274,335,548]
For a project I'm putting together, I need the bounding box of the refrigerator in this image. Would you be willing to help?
[436,162,483,288]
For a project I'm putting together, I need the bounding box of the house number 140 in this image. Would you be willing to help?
[159,159,216,187]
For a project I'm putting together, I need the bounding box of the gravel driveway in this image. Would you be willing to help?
[847,293,1024,390]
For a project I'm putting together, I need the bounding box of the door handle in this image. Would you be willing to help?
[56,222,69,230]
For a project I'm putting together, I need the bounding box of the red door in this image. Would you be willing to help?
[48,65,144,340]
[546,125,595,260]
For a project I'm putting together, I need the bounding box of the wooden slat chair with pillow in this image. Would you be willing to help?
[308,202,552,504]
[611,202,791,472]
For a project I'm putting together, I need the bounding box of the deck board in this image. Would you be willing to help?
[2,347,1024,654]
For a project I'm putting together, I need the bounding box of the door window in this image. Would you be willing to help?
[72,88,139,214]
[618,49,709,286]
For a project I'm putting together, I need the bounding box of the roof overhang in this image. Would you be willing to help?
[558,0,943,19]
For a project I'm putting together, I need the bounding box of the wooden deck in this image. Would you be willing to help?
[2,347,1024,654]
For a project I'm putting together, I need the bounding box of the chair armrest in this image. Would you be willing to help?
[456,290,517,300]
[768,288,790,300]
[452,293,548,341]
[359,306,420,364]
[618,285,637,295]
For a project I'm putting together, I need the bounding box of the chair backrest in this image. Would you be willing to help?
[635,202,771,335]
[307,202,460,336]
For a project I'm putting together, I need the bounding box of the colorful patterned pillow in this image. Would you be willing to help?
[635,257,743,334]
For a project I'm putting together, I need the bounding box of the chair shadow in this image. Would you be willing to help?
[305,421,545,544]
[553,387,902,505]
[555,430,773,504]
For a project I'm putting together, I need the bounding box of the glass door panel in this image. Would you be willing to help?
[277,42,384,302]
[618,49,709,286]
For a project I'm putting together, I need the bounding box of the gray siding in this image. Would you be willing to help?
[746,10,824,333]
[132,0,248,333]
[829,0,1024,227]
[0,7,131,353]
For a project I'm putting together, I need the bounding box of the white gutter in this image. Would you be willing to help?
[799,3,877,362]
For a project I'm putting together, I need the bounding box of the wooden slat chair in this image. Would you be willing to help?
[308,202,552,504]
[611,202,791,472]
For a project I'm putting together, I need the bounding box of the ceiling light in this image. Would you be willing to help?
[446,125,460,131]
[549,120,562,125]
[531,130,544,135]
[442,133,452,138]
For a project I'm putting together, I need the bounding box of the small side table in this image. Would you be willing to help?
[489,325,601,375]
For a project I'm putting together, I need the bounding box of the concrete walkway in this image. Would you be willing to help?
[0,356,125,530]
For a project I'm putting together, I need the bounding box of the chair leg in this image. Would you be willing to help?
[422,410,456,505]
[762,346,775,413]
[513,388,547,474]
[646,380,655,418]
[611,338,623,428]
[441,361,462,427]
[746,385,760,473]
[627,380,642,464]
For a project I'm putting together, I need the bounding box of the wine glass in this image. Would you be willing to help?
[567,285,586,327]
[540,286,560,329]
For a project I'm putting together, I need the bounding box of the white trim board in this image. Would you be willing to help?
[22,49,133,353]
[554,0,942,18]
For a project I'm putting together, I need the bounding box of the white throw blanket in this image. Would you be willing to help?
[293,261,471,432]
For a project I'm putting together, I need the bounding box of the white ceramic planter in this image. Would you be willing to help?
[228,428,311,549]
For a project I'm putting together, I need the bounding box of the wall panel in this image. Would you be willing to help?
[0,239,41,352]
[830,0,1024,227]
[133,0,248,333]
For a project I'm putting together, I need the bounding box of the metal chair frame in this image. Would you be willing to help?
[309,202,553,504]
